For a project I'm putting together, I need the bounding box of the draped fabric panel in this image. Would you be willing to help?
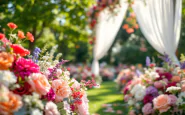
[132,0,182,65]
[92,0,128,75]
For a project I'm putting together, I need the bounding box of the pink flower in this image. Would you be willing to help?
[45,101,60,115]
[154,81,163,89]
[129,110,136,115]
[169,95,177,105]
[71,79,81,90]
[76,94,89,115]
[52,79,71,102]
[142,103,153,115]
[153,95,171,113]
[13,58,40,79]
[28,73,51,95]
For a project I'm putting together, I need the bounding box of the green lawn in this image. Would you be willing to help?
[87,81,129,115]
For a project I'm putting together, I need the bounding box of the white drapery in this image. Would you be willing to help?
[132,0,182,64]
[92,0,128,75]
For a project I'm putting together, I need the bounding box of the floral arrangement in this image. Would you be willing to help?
[0,23,96,115]
[100,66,115,81]
[123,55,185,115]
[115,65,142,91]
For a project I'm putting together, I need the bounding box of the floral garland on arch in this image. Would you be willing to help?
[0,23,97,115]
[123,55,185,115]
[87,0,144,45]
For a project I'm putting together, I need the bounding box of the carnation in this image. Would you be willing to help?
[166,86,181,93]
[13,58,40,79]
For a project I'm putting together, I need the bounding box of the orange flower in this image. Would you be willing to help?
[122,24,129,29]
[17,31,25,39]
[172,76,181,83]
[7,22,18,29]
[26,32,34,42]
[0,33,5,40]
[153,95,171,113]
[134,24,139,29]
[0,52,14,70]
[126,28,134,34]
[0,92,22,114]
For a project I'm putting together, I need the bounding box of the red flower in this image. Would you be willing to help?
[18,31,25,39]
[11,44,30,56]
[0,33,5,40]
[26,32,34,42]
[7,22,18,29]
[13,82,32,96]
[143,94,154,104]
[158,72,173,81]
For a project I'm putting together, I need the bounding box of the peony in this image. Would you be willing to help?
[13,58,40,79]
[18,30,25,39]
[28,73,51,95]
[7,22,17,29]
[153,94,171,113]
[142,103,153,115]
[26,32,34,42]
[0,71,16,87]
[131,84,145,95]
[11,44,30,56]
[135,89,146,101]
[169,95,177,105]
[0,52,14,70]
[0,91,22,114]
[45,101,60,115]
[52,79,71,102]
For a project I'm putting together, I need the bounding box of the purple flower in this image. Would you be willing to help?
[146,56,151,67]
[13,58,40,79]
[146,86,158,97]
[158,54,172,65]
[181,62,185,69]
[32,47,41,63]
[48,59,69,79]
[45,88,56,101]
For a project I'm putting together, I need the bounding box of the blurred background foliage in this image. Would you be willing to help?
[0,0,185,65]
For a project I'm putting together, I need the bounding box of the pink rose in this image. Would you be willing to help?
[52,79,71,102]
[28,73,51,95]
[154,81,163,89]
[153,95,171,113]
[169,95,177,105]
[142,103,153,115]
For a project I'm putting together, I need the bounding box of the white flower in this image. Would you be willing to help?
[0,85,9,102]
[45,101,60,115]
[134,88,146,101]
[128,100,134,106]
[149,71,159,79]
[0,71,16,87]
[63,101,71,113]
[31,109,42,115]
[56,69,62,77]
[176,98,183,106]
[131,84,145,95]
[166,86,181,93]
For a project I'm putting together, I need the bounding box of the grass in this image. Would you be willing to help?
[87,81,129,115]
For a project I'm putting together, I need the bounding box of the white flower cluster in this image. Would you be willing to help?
[144,69,159,80]
[176,92,185,106]
[166,86,181,93]
[131,84,146,101]
[0,71,16,87]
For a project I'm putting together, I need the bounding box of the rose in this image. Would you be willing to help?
[18,31,25,39]
[26,32,34,42]
[7,22,17,29]
[153,94,171,113]
[0,92,22,114]
[44,101,60,115]
[13,82,32,95]
[0,52,14,70]
[52,79,71,102]
[0,33,5,40]
[11,44,30,56]
[28,73,51,95]
[172,76,181,83]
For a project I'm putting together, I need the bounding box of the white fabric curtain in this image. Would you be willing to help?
[132,0,182,65]
[92,0,128,75]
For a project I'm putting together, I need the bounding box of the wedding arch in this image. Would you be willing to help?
[91,0,182,76]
